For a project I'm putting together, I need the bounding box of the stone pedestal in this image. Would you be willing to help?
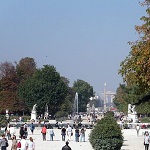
[128,114,138,123]
[31,110,36,122]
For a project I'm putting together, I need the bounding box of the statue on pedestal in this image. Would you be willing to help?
[128,104,138,123]
[44,104,49,119]
[31,104,37,122]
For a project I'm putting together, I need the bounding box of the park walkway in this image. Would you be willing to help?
[6,127,147,150]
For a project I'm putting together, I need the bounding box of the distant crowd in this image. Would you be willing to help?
[0,121,87,150]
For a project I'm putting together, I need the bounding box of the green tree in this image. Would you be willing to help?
[113,84,128,113]
[16,57,36,82]
[118,0,150,114]
[89,116,123,150]
[72,79,94,112]
[18,65,68,115]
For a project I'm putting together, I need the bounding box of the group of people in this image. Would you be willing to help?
[135,124,150,150]
[41,123,86,142]
[19,123,35,139]
[0,122,87,150]
[0,133,35,150]
[0,123,35,150]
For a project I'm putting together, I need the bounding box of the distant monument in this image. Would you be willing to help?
[44,104,49,119]
[86,103,91,114]
[31,104,37,122]
[128,104,138,123]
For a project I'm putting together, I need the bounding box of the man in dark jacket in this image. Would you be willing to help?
[0,134,8,150]
[62,141,71,150]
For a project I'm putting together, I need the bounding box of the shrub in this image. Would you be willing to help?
[105,111,114,118]
[89,116,123,150]
[140,117,150,123]
[0,115,8,127]
[55,111,67,121]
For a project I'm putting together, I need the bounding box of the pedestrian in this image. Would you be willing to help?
[75,127,79,142]
[17,140,21,150]
[62,141,72,150]
[49,128,55,141]
[41,125,47,141]
[6,125,11,140]
[66,125,72,141]
[20,135,28,150]
[0,134,9,150]
[80,126,86,142]
[61,126,66,141]
[60,121,63,129]
[10,125,16,138]
[30,123,35,135]
[144,131,150,150]
[23,123,28,139]
[11,135,17,150]
[27,137,35,150]
[136,124,140,136]
[19,126,25,139]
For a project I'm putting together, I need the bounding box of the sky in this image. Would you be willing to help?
[0,0,147,95]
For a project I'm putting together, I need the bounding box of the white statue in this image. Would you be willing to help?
[128,104,132,114]
[31,104,37,122]
[32,104,37,112]
[128,104,137,115]
[131,105,137,114]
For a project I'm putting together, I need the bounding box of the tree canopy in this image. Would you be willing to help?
[118,0,150,114]
[18,65,68,115]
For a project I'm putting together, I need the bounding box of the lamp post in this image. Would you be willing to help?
[104,82,107,112]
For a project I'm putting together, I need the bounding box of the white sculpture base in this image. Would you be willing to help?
[128,114,138,123]
[31,110,37,122]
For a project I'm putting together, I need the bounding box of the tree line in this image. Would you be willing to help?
[0,57,94,116]
[114,0,150,115]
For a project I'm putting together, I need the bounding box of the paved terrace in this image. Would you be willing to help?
[6,127,148,150]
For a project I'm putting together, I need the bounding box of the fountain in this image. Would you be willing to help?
[72,92,79,122]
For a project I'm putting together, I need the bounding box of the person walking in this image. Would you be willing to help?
[6,125,11,140]
[11,135,17,150]
[144,131,150,150]
[136,124,140,136]
[0,134,8,150]
[23,123,28,139]
[75,127,79,142]
[80,126,86,142]
[62,141,72,150]
[41,125,47,141]
[49,128,55,141]
[19,126,25,139]
[17,140,21,150]
[66,125,72,141]
[30,123,35,135]
[20,135,28,150]
[61,126,66,141]
[10,125,15,139]
[27,137,35,150]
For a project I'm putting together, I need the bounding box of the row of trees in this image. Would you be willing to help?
[114,0,150,115]
[0,57,94,116]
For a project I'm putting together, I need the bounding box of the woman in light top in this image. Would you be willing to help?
[144,131,150,150]
[27,137,35,150]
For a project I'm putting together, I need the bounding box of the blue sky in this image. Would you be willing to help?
[0,0,146,95]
